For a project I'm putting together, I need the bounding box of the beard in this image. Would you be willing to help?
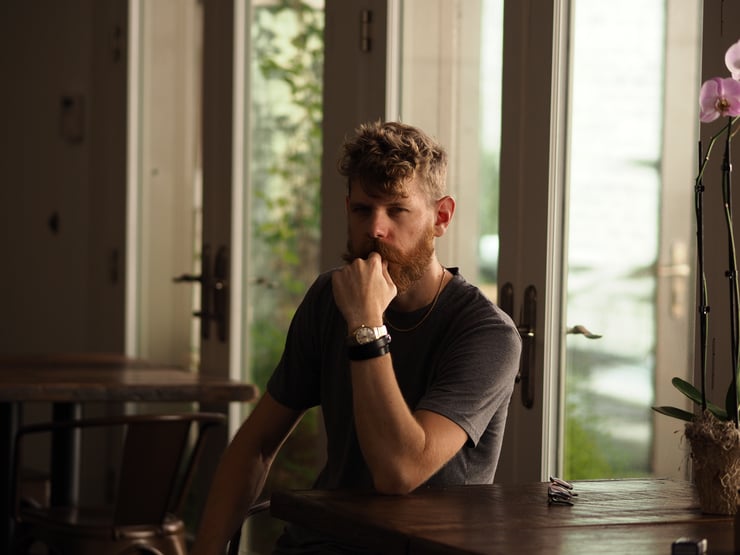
[343,227,435,293]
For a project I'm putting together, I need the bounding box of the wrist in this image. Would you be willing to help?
[347,324,388,346]
[347,334,392,361]
[346,316,384,332]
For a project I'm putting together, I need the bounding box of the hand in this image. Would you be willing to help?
[332,252,397,330]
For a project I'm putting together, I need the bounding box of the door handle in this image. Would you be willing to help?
[500,282,537,409]
[213,246,228,342]
[173,244,228,342]
[173,244,213,340]
[566,325,602,339]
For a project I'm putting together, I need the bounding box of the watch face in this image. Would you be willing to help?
[354,327,376,345]
[352,325,386,345]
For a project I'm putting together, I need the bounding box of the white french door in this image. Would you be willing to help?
[393,0,700,483]
[496,0,700,483]
[492,0,712,481]
[132,0,725,487]
[130,0,235,390]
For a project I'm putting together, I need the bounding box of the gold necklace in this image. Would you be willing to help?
[384,264,446,333]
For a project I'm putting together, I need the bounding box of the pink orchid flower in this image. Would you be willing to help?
[725,39,740,80]
[699,77,740,122]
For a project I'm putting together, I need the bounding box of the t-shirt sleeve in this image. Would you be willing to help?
[415,301,521,447]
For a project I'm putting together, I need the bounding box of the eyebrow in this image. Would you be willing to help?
[350,202,412,216]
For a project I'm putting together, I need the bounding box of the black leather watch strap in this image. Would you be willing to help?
[347,334,392,361]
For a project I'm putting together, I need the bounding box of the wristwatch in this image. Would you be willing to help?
[348,324,388,346]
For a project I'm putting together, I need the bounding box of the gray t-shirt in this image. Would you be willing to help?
[267,267,521,490]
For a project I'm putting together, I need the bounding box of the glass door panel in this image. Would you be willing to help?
[563,0,696,479]
[398,0,504,297]
[477,0,505,301]
[242,1,325,550]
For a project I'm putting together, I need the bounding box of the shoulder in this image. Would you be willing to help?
[307,270,334,294]
[288,270,340,332]
[437,269,522,359]
[298,270,336,308]
[443,269,517,328]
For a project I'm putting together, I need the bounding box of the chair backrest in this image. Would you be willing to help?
[13,412,226,527]
[227,500,271,555]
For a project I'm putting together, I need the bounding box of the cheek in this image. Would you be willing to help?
[347,218,363,239]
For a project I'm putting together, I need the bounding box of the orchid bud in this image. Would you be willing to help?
[725,39,740,81]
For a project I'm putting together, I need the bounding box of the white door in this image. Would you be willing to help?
[132,0,390,389]
[131,0,233,427]
[131,0,204,369]
[132,0,723,490]
[495,0,701,483]
[394,0,701,484]
[129,1,235,506]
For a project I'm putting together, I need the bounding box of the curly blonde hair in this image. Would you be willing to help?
[338,121,448,202]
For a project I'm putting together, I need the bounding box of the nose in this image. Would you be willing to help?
[369,210,389,238]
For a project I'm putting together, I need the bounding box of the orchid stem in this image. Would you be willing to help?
[696,139,708,414]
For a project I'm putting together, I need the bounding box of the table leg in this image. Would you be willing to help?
[1,402,19,553]
[50,402,81,507]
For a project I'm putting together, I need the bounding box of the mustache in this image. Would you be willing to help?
[343,238,404,264]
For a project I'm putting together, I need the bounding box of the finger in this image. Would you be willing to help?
[366,251,382,265]
[381,259,392,280]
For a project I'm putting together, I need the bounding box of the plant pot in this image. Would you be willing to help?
[685,411,740,515]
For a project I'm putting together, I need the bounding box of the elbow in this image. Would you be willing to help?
[373,479,416,496]
[371,466,421,495]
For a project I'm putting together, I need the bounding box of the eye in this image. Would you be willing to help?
[350,205,371,215]
[388,206,409,217]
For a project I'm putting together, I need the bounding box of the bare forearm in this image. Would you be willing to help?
[190,439,271,555]
[350,356,427,493]
[190,393,303,555]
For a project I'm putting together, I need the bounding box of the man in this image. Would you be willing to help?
[191,121,521,554]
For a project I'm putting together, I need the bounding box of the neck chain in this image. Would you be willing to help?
[384,264,446,333]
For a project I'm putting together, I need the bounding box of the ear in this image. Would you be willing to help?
[433,196,456,237]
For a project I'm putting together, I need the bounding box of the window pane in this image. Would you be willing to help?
[244,0,325,549]
[563,0,665,479]
[398,0,503,299]
[478,0,504,301]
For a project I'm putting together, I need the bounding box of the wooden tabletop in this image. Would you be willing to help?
[0,352,156,368]
[0,353,259,553]
[270,479,736,554]
[0,366,259,403]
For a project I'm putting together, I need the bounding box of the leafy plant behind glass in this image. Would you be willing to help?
[249,0,324,503]
[250,1,323,389]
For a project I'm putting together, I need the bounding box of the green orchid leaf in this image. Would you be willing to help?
[671,377,728,420]
[671,377,703,403]
[651,406,695,422]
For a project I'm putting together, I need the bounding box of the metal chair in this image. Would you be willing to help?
[226,500,273,555]
[11,412,226,555]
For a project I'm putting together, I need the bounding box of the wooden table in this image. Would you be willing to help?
[0,359,259,552]
[271,479,736,554]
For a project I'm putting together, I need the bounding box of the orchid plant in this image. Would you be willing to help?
[653,39,740,425]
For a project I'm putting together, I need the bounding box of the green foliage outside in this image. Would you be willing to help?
[246,1,325,551]
[563,398,617,479]
[479,149,500,238]
[563,348,652,480]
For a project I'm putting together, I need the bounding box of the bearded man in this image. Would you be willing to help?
[192,121,522,555]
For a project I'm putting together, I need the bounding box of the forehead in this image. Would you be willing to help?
[349,175,429,204]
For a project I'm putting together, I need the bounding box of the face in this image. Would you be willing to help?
[343,177,438,292]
